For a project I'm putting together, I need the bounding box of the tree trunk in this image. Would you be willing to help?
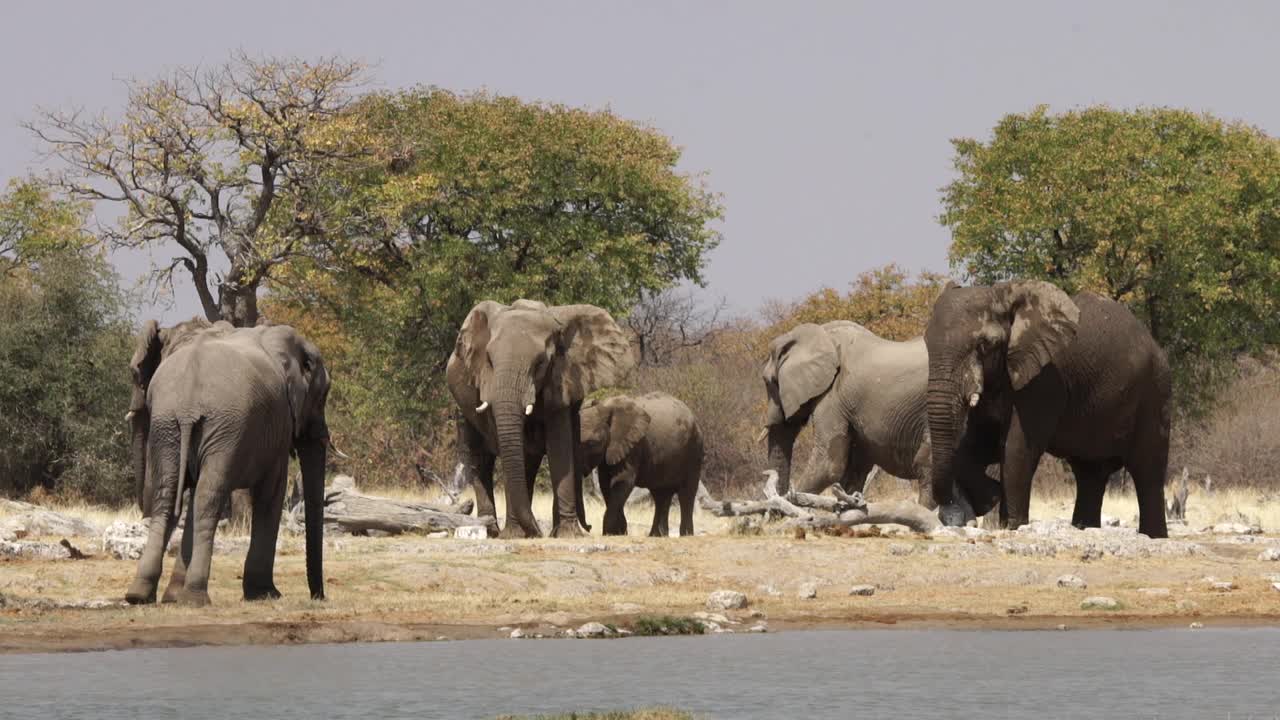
[218,278,260,328]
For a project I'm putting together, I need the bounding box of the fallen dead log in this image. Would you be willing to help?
[703,470,944,533]
[290,487,490,536]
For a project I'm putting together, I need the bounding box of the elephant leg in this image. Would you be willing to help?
[999,410,1045,530]
[649,489,674,538]
[524,451,543,530]
[161,489,196,603]
[126,445,183,605]
[1069,458,1115,529]
[792,399,850,495]
[676,478,697,537]
[603,466,634,536]
[839,441,875,496]
[243,459,287,601]
[546,407,585,538]
[471,454,498,537]
[1127,424,1170,539]
[174,462,230,607]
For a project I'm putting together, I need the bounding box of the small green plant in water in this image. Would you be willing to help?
[630,615,706,636]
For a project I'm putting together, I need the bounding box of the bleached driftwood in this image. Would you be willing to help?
[702,470,943,533]
[290,487,489,536]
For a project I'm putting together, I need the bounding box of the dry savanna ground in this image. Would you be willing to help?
[2,484,1279,654]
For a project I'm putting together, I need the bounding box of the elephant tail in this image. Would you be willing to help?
[172,420,195,522]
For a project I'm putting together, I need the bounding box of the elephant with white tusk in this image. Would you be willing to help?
[924,280,1171,537]
[445,300,634,538]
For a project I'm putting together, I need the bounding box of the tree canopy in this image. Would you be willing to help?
[764,265,948,343]
[941,106,1280,399]
[28,53,370,326]
[0,182,134,502]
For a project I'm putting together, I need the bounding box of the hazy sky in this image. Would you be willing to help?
[4,1,1279,322]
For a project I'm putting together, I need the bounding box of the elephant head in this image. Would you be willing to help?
[579,395,652,471]
[451,300,633,536]
[128,318,234,514]
[923,280,1080,515]
[760,321,867,494]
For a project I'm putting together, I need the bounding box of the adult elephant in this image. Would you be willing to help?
[127,317,234,514]
[446,300,633,538]
[124,323,333,605]
[924,280,1170,538]
[578,392,703,537]
[761,321,999,514]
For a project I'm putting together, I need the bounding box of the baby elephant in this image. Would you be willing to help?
[579,392,704,537]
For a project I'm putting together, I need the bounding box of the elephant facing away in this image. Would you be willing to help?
[578,392,704,537]
[446,300,634,538]
[924,281,1171,537]
[761,321,1000,515]
[125,323,333,606]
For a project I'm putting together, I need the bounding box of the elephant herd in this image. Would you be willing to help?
[118,281,1171,606]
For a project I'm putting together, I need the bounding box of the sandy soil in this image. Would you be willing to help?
[3,520,1279,654]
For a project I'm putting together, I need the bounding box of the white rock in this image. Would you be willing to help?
[454,525,489,540]
[0,507,99,539]
[693,611,731,624]
[797,582,818,600]
[1080,596,1119,610]
[848,584,876,597]
[1258,548,1280,562]
[1209,522,1261,535]
[747,623,767,633]
[427,531,448,539]
[706,590,748,610]
[0,540,69,560]
[1209,581,1235,592]
[1271,583,1280,593]
[1056,574,1088,589]
[101,520,149,560]
[576,622,610,638]
[509,628,526,639]
[1137,587,1171,596]
[1189,622,1205,629]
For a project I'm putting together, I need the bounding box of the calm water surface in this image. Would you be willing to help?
[1,628,1278,719]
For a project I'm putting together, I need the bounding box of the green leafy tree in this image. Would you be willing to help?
[941,106,1280,404]
[0,182,134,502]
[267,89,722,480]
[764,265,948,343]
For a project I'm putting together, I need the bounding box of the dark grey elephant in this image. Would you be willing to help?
[924,280,1170,538]
[761,321,999,514]
[578,392,703,537]
[124,323,333,605]
[446,300,633,538]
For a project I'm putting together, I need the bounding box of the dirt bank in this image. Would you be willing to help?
[3,524,1279,654]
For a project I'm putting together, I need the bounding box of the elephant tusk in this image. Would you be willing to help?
[525,404,534,416]
[476,401,489,413]
[755,427,769,444]
[327,439,351,460]
[968,392,981,408]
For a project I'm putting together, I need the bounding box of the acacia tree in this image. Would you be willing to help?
[941,106,1280,393]
[625,288,727,367]
[27,53,369,326]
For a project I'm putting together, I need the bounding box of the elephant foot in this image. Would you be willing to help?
[550,522,587,539]
[124,578,158,605]
[937,503,970,527]
[244,583,283,602]
[170,587,212,607]
[498,523,539,539]
[160,583,182,604]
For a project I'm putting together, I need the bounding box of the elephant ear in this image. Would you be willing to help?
[129,320,163,393]
[604,397,651,466]
[548,305,635,406]
[260,326,326,440]
[454,301,507,384]
[763,324,839,422]
[996,280,1081,390]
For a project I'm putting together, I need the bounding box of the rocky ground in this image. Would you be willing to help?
[2,494,1280,654]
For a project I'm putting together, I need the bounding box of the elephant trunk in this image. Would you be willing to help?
[129,390,150,516]
[493,369,541,537]
[766,423,800,496]
[299,439,326,600]
[926,369,963,512]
